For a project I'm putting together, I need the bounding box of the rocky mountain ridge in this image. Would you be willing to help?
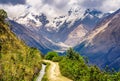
[10,8,107,53]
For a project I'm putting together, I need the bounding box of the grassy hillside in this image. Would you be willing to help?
[0,9,42,81]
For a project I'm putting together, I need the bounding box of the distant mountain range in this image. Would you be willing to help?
[9,8,108,53]
[8,7,120,70]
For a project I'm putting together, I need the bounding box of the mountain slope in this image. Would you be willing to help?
[9,20,51,54]
[0,9,42,81]
[75,9,120,70]
[10,8,106,53]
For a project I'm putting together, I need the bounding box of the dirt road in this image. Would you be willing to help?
[43,60,72,81]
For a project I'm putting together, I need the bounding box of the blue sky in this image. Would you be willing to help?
[0,0,120,18]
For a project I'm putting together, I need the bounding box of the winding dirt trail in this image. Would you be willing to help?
[43,60,72,81]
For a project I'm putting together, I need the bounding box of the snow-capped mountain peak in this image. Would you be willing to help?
[14,7,106,32]
[15,11,42,27]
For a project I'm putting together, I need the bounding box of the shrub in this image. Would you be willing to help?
[45,51,58,60]
[52,56,63,62]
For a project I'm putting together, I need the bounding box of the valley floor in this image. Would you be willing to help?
[43,60,72,81]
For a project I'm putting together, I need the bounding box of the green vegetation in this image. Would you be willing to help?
[59,48,120,81]
[0,9,42,81]
[0,9,7,22]
[52,56,63,62]
[45,51,58,60]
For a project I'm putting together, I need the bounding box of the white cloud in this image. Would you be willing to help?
[26,0,74,18]
[0,4,26,19]
[0,0,120,19]
[101,0,120,12]
[26,0,43,10]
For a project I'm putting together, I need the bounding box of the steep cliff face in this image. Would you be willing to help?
[75,9,120,70]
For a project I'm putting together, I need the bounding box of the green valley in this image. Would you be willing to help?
[0,9,120,81]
